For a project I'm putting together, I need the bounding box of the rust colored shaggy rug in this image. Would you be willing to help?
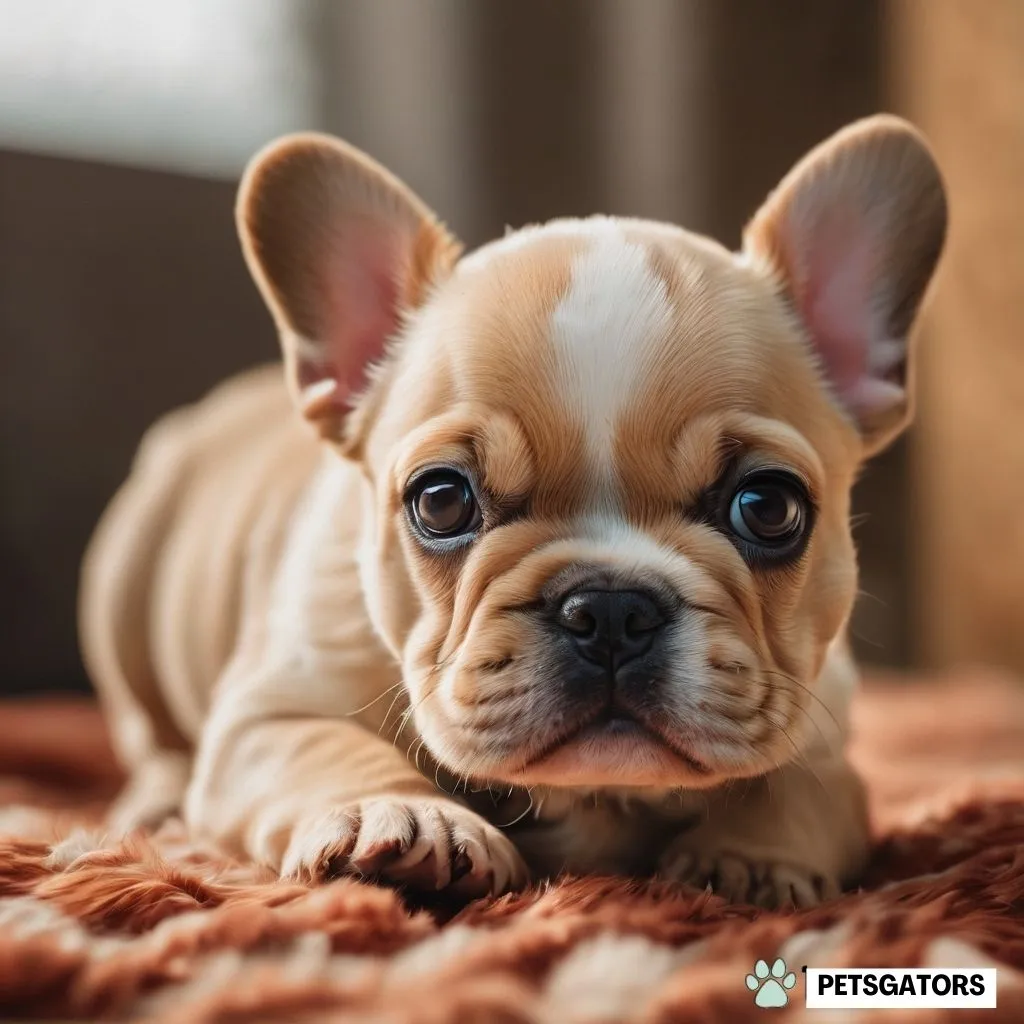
[1,673,1024,1023]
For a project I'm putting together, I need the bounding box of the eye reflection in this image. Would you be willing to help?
[727,473,808,549]
[409,470,480,539]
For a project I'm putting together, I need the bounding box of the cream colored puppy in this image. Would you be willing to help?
[80,115,946,907]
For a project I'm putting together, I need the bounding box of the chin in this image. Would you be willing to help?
[499,714,725,790]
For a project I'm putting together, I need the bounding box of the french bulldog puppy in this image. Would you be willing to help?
[80,115,946,907]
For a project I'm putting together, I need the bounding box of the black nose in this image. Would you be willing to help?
[556,589,667,669]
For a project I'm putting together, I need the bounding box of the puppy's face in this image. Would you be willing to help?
[239,117,946,792]
[363,223,863,791]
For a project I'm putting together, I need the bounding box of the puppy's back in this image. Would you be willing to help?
[80,364,319,765]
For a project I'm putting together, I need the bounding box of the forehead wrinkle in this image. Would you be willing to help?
[673,414,737,506]
[721,413,827,496]
[475,412,534,499]
[444,233,594,516]
[389,406,481,488]
[611,243,766,517]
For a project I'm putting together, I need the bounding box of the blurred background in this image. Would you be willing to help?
[1,0,1021,699]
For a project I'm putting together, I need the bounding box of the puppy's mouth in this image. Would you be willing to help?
[512,704,712,780]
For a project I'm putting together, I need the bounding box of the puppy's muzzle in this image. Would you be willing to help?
[522,577,697,769]
[555,588,667,672]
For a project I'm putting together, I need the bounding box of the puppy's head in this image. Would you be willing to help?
[239,116,946,791]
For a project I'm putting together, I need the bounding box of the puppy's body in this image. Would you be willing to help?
[82,118,945,905]
[83,356,861,888]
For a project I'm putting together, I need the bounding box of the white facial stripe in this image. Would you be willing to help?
[573,511,727,727]
[549,226,674,501]
[574,511,684,579]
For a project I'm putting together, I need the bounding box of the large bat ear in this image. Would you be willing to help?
[237,133,461,457]
[743,115,947,456]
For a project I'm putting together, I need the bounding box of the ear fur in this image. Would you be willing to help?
[237,132,461,457]
[743,114,947,455]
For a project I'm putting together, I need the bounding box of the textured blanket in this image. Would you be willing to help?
[1,672,1023,1022]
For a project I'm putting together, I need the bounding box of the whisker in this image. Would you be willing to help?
[856,588,888,610]
[849,627,885,652]
[394,694,429,741]
[502,787,536,827]
[393,689,431,746]
[760,668,841,734]
[758,689,837,759]
[704,661,840,747]
[347,680,405,718]
[405,735,425,771]
[378,687,411,739]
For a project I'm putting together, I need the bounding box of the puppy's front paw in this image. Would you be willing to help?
[658,839,840,909]
[282,797,528,898]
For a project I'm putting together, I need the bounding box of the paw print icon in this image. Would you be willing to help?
[745,958,797,1008]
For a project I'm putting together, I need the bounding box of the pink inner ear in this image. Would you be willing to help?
[296,225,405,411]
[803,226,873,394]
[792,210,902,419]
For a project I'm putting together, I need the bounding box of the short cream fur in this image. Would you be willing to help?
[81,116,946,906]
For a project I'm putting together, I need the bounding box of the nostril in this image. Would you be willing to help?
[557,594,599,637]
[554,589,667,650]
[553,587,667,669]
[623,599,665,638]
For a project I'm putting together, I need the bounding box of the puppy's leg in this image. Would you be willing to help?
[79,409,196,831]
[105,753,192,833]
[185,668,528,897]
[658,751,869,908]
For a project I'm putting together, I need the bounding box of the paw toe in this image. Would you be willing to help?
[283,799,528,898]
[756,865,829,909]
[660,837,840,909]
[351,801,417,866]
[283,807,360,881]
[713,854,754,903]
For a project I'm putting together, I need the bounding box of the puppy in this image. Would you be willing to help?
[80,115,946,907]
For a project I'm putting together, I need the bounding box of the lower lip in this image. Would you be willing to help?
[522,714,710,779]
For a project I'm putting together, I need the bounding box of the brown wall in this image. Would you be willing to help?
[892,0,1024,672]
[0,151,275,695]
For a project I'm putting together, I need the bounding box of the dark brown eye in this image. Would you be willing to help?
[728,473,807,547]
[409,470,480,539]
